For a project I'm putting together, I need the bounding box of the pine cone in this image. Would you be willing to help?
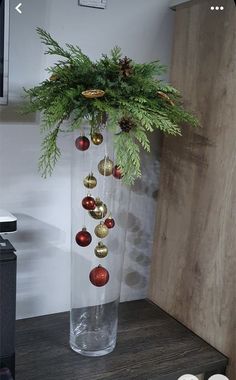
[156,91,175,106]
[49,74,60,82]
[119,56,133,78]
[119,117,135,133]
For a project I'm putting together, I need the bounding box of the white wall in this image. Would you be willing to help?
[0,0,174,319]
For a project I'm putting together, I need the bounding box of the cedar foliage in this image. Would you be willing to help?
[24,28,199,185]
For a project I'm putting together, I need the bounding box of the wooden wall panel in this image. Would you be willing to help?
[149,0,236,378]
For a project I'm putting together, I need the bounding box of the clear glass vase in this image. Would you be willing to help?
[70,126,129,357]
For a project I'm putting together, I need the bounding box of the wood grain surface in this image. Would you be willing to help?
[149,0,236,378]
[15,300,227,380]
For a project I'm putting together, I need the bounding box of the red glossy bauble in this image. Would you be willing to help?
[104,217,115,229]
[82,196,96,211]
[75,228,92,247]
[89,265,110,287]
[75,136,90,151]
[112,165,122,180]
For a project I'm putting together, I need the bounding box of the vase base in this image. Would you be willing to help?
[70,302,118,357]
[70,341,116,357]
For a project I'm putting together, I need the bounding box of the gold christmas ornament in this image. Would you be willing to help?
[91,133,103,146]
[98,156,114,176]
[94,242,108,258]
[82,89,105,99]
[89,198,107,220]
[83,173,97,189]
[94,222,109,239]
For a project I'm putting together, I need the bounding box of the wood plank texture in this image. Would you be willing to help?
[149,0,236,378]
[15,300,227,380]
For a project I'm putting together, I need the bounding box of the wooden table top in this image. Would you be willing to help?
[16,299,228,380]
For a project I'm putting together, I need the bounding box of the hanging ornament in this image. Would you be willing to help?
[75,228,92,247]
[75,136,90,151]
[82,196,96,211]
[91,132,103,146]
[89,198,107,220]
[83,173,97,189]
[98,156,114,176]
[89,265,110,287]
[82,89,105,99]
[104,216,115,229]
[94,222,109,239]
[94,242,108,259]
[119,56,133,78]
[119,117,135,133]
[113,165,122,180]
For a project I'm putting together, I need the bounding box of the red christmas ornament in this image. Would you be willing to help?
[104,217,115,229]
[89,265,110,287]
[113,165,122,179]
[82,196,96,211]
[75,228,92,247]
[75,136,90,151]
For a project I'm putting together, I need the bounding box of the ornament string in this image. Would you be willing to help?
[89,122,94,179]
[102,127,108,200]
[110,127,116,216]
[83,130,86,229]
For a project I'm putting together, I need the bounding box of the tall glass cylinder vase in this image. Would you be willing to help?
[70,125,129,357]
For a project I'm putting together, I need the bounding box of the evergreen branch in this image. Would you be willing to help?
[115,133,142,185]
[39,126,61,178]
[133,128,151,152]
[36,28,71,59]
[110,46,122,63]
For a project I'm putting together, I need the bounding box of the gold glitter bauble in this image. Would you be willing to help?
[91,133,103,146]
[98,156,113,176]
[82,89,105,99]
[83,174,97,189]
[94,223,109,239]
[89,198,107,220]
[94,242,108,258]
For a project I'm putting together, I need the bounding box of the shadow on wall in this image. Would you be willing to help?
[9,213,70,319]
[120,133,161,300]
[0,101,37,124]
